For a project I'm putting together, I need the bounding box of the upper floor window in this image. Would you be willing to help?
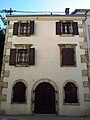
[58,44,77,67]
[62,22,71,34]
[17,49,29,65]
[13,20,34,36]
[56,21,79,35]
[20,23,29,35]
[9,45,35,66]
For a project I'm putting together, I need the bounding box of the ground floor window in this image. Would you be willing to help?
[64,82,78,103]
[12,82,26,103]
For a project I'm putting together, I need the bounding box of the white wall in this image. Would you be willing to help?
[1,18,87,116]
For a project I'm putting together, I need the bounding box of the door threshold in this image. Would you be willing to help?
[33,113,56,116]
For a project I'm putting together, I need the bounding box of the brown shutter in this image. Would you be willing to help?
[29,48,35,65]
[30,21,34,35]
[13,22,19,35]
[61,48,68,65]
[68,48,75,65]
[64,82,78,103]
[62,48,75,65]
[72,22,79,35]
[56,22,61,35]
[9,49,16,65]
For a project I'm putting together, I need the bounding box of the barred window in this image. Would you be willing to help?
[17,49,29,64]
[9,47,35,66]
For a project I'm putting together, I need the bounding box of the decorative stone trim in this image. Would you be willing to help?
[8,32,13,37]
[8,24,13,29]
[58,44,77,67]
[82,70,88,76]
[84,93,90,101]
[79,32,84,37]
[5,42,12,49]
[88,66,90,80]
[3,70,10,77]
[14,44,33,49]
[4,55,10,63]
[79,42,87,49]
[85,110,90,117]
[0,94,7,101]
[78,24,83,29]
[83,81,90,87]
[0,82,8,88]
[0,109,5,115]
[85,49,88,55]
[31,78,59,114]
[81,54,87,63]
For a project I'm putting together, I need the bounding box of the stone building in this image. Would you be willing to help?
[0,10,90,116]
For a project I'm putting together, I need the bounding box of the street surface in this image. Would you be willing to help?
[0,115,90,120]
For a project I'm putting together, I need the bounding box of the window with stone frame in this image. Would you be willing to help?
[13,20,34,36]
[61,22,71,34]
[64,82,78,103]
[9,45,35,66]
[20,23,30,35]
[12,82,26,103]
[56,21,79,35]
[58,44,77,67]
[17,49,29,65]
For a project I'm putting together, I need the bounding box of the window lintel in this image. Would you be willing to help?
[58,44,77,48]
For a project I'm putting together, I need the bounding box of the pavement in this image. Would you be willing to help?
[0,115,90,120]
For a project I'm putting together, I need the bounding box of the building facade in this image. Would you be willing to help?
[0,13,90,116]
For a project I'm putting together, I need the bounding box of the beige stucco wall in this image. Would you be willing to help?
[1,15,89,116]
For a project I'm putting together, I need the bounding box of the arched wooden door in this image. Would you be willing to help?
[34,82,55,114]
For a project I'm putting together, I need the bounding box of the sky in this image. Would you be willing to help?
[0,0,90,27]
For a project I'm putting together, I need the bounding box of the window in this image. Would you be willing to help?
[59,44,77,67]
[12,82,26,103]
[9,46,35,66]
[56,21,79,35]
[62,22,71,34]
[20,23,29,35]
[64,82,78,103]
[17,49,29,65]
[13,20,34,36]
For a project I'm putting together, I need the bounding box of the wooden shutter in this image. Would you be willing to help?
[13,22,19,35]
[56,22,61,35]
[67,48,75,65]
[30,21,34,35]
[64,82,78,103]
[62,48,68,65]
[29,48,35,65]
[71,84,78,103]
[62,48,75,65]
[72,22,79,35]
[9,49,16,65]
[64,83,71,103]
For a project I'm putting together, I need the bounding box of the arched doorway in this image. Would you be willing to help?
[34,82,55,114]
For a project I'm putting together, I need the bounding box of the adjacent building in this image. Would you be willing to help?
[0,9,90,116]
